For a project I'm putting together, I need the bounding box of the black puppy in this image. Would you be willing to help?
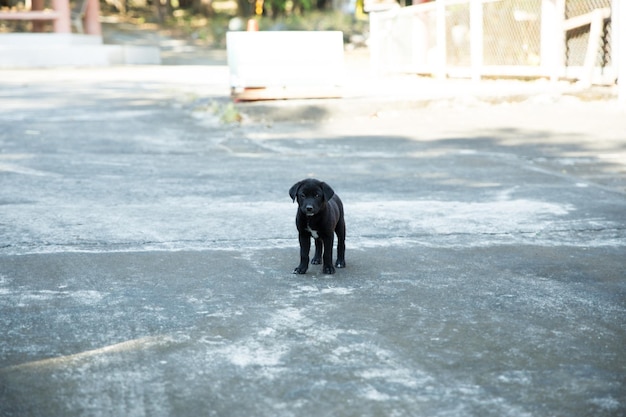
[289,179,346,274]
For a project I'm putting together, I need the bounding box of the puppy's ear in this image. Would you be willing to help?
[289,181,302,202]
[320,182,335,201]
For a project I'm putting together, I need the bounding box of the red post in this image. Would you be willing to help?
[84,0,102,36]
[51,0,71,33]
[31,0,45,32]
[246,19,258,31]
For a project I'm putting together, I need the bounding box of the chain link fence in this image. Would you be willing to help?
[483,0,542,66]
[565,0,611,68]
[369,0,616,83]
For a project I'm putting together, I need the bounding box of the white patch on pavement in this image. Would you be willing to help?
[1,198,622,254]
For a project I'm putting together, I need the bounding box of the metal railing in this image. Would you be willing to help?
[369,0,616,85]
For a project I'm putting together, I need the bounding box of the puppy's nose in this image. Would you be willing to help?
[305,205,314,213]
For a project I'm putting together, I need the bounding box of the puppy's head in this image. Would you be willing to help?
[289,179,335,217]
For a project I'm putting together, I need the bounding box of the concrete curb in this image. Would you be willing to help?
[234,83,617,124]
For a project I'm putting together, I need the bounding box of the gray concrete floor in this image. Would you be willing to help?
[0,63,625,417]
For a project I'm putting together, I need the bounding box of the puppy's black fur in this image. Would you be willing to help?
[289,178,346,274]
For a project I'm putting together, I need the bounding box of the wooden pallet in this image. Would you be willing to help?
[232,86,342,102]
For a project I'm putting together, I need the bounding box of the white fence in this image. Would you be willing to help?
[369,0,619,86]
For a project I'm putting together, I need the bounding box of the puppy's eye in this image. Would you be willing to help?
[315,193,321,198]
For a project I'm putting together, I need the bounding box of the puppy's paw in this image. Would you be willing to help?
[335,259,346,269]
[293,265,308,274]
[311,257,321,265]
[323,265,336,274]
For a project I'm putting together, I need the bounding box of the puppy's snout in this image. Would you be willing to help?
[305,205,315,213]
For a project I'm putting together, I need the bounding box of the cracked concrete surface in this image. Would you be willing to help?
[0,67,625,417]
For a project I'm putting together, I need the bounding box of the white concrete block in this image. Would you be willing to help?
[226,31,345,89]
[0,33,160,67]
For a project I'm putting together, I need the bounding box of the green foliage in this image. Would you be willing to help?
[218,102,243,124]
[98,0,366,48]
[160,8,363,47]
[192,100,242,124]
[258,10,364,32]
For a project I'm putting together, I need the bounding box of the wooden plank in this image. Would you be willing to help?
[0,11,60,20]
[232,87,342,102]
[579,8,610,87]
[563,7,610,31]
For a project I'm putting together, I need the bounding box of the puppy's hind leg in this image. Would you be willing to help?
[311,238,323,265]
[335,217,346,269]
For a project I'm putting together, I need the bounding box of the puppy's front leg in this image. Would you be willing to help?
[311,238,323,265]
[335,217,346,269]
[294,232,311,274]
[322,235,335,274]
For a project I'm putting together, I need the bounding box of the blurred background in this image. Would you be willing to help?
[0,0,616,87]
